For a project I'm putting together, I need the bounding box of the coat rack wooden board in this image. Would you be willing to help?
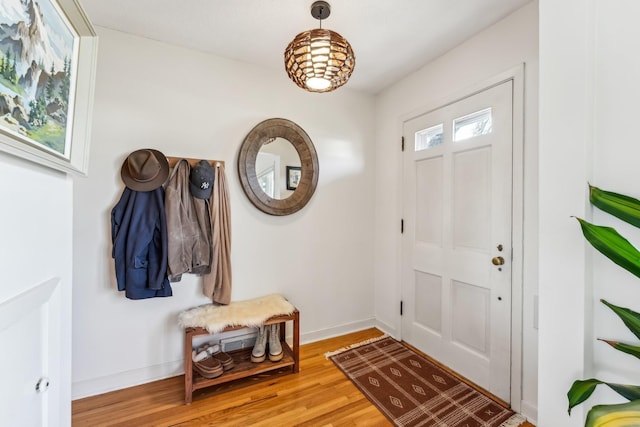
[166,157,225,168]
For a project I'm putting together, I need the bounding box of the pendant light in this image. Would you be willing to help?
[284,1,355,93]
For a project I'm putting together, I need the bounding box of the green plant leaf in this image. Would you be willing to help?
[600,339,640,361]
[607,384,640,402]
[590,185,640,229]
[586,399,640,427]
[601,299,640,341]
[568,379,603,414]
[573,187,640,425]
[568,379,640,415]
[576,218,640,280]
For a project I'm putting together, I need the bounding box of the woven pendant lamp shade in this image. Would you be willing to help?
[284,2,355,93]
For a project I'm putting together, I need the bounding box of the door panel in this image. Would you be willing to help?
[453,147,491,250]
[416,156,443,246]
[414,271,443,333]
[451,280,490,355]
[402,81,513,402]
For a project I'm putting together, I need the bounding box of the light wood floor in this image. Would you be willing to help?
[72,328,535,426]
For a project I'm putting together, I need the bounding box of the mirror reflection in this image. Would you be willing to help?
[256,137,301,200]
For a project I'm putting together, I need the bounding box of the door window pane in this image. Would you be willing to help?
[415,124,443,151]
[453,108,492,142]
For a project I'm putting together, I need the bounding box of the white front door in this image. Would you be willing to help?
[402,81,513,402]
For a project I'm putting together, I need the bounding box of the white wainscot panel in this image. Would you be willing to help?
[0,278,61,427]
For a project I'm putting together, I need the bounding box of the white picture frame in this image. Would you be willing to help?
[0,0,97,175]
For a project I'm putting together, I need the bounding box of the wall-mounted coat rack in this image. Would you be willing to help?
[163,154,231,305]
[166,156,225,169]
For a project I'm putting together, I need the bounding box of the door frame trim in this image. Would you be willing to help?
[397,64,525,411]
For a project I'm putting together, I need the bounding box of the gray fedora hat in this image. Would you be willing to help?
[121,149,169,191]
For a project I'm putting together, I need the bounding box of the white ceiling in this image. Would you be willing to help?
[79,0,532,94]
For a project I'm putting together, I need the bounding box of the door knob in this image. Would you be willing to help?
[35,377,49,393]
[492,256,505,266]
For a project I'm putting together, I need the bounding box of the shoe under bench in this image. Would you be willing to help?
[183,309,300,404]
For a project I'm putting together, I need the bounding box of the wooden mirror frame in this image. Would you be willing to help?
[238,118,319,216]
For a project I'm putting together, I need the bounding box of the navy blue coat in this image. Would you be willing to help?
[111,187,172,299]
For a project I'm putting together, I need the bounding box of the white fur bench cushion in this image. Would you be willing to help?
[178,294,296,333]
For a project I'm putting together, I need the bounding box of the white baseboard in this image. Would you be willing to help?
[520,400,537,426]
[72,360,183,400]
[72,318,379,400]
[374,318,398,338]
[300,318,377,344]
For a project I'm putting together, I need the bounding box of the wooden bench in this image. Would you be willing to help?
[183,309,299,404]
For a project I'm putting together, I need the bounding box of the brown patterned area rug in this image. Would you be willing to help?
[327,336,526,427]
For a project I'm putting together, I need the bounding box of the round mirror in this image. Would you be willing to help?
[238,118,319,216]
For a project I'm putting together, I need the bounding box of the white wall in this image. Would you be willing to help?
[72,27,376,398]
[591,1,640,389]
[0,153,73,425]
[540,0,640,425]
[538,1,640,425]
[538,2,592,425]
[373,2,539,421]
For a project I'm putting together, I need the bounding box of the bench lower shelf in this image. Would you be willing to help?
[184,310,299,404]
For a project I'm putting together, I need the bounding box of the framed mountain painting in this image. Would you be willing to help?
[0,0,97,175]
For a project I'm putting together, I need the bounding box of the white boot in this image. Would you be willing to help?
[251,325,268,363]
[268,323,283,362]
